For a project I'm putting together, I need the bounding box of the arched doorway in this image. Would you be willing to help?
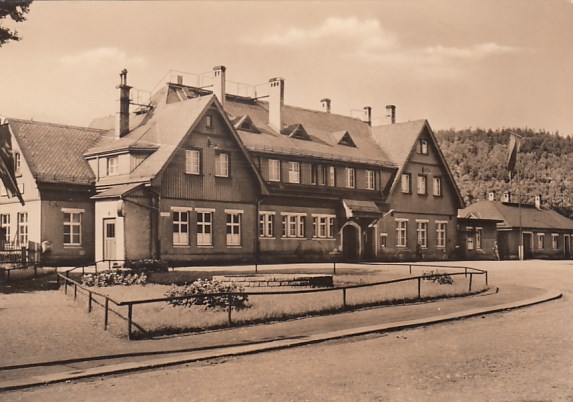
[342,223,361,261]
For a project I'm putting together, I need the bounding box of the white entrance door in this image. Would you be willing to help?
[103,219,117,261]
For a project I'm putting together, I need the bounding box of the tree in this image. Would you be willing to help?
[0,0,33,47]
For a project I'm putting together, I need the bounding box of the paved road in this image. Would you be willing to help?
[3,260,573,401]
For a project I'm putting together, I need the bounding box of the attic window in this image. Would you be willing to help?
[282,124,310,141]
[419,139,428,154]
[336,131,357,147]
[206,115,213,128]
[234,115,259,134]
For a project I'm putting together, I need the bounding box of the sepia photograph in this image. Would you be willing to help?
[0,0,572,400]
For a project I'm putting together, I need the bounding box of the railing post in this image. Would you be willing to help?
[342,288,347,308]
[469,273,473,292]
[56,272,60,286]
[417,277,421,298]
[104,297,109,331]
[88,291,92,313]
[409,265,412,275]
[465,267,468,278]
[485,271,488,287]
[74,283,77,301]
[82,266,85,275]
[333,261,336,275]
[127,304,133,340]
[64,278,68,295]
[227,294,233,327]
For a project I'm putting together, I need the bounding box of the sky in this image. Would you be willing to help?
[0,0,572,135]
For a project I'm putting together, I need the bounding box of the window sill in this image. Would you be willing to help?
[215,175,231,179]
[226,245,242,248]
[63,245,82,248]
[281,237,306,240]
[173,245,190,248]
[312,237,336,241]
[197,245,213,248]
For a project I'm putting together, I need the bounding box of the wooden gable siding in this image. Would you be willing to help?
[159,108,259,203]
[391,128,459,216]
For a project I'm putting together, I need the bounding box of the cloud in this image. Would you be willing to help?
[245,18,518,79]
[60,47,145,66]
[245,17,397,51]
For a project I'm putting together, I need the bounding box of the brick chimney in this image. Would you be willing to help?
[488,191,496,201]
[268,77,284,133]
[363,106,372,126]
[321,98,331,113]
[115,69,131,139]
[386,104,396,124]
[213,65,226,109]
[535,195,542,210]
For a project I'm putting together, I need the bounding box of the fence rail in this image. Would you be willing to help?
[57,262,488,340]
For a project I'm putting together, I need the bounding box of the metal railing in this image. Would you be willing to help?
[57,262,488,340]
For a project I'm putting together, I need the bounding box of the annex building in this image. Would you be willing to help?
[0,66,464,265]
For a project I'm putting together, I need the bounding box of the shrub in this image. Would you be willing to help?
[165,279,249,310]
[124,259,169,273]
[422,270,454,285]
[82,270,147,287]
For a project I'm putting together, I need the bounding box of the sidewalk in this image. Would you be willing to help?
[0,283,561,392]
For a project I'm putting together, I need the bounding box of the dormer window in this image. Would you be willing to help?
[336,131,357,148]
[107,156,119,176]
[283,124,310,141]
[234,115,259,134]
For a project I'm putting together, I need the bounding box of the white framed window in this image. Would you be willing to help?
[436,221,447,248]
[310,164,318,185]
[467,237,475,250]
[215,153,229,177]
[172,210,190,246]
[226,212,241,246]
[366,170,375,190]
[281,213,305,238]
[185,149,201,175]
[537,234,545,249]
[552,234,559,250]
[312,215,335,239]
[417,175,427,195]
[63,211,82,245]
[206,115,213,128]
[401,174,411,193]
[1,214,10,243]
[319,165,327,186]
[396,219,408,247]
[346,167,355,188]
[14,151,21,175]
[328,166,336,187]
[288,161,300,183]
[420,139,428,154]
[269,159,281,182]
[476,227,483,249]
[197,211,213,246]
[17,212,28,246]
[259,212,275,238]
[433,177,442,197]
[107,156,119,176]
[417,220,428,248]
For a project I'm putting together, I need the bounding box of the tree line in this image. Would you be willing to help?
[435,128,573,216]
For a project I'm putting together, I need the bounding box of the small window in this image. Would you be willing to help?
[1,214,10,243]
[433,177,442,197]
[328,166,336,187]
[310,164,318,185]
[401,174,411,194]
[476,228,482,249]
[215,153,229,177]
[537,234,545,249]
[417,175,427,195]
[346,167,355,188]
[226,212,241,246]
[269,159,281,182]
[259,212,274,238]
[366,170,375,190]
[206,115,213,128]
[17,212,28,247]
[185,150,201,175]
[396,220,407,247]
[172,211,189,246]
[288,162,300,183]
[380,233,387,248]
[63,212,82,246]
[107,156,119,176]
[436,222,447,248]
[417,221,428,248]
[197,211,213,246]
[420,139,428,154]
[14,152,21,175]
[552,234,559,250]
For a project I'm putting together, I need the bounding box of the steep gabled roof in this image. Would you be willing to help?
[460,201,573,231]
[222,97,395,168]
[371,119,465,207]
[8,119,104,185]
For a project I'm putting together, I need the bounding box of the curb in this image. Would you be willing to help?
[0,288,562,392]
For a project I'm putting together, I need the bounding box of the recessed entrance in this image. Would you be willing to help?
[342,224,360,261]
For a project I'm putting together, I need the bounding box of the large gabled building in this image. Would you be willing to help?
[1,65,467,265]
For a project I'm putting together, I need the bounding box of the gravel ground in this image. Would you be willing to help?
[2,260,572,401]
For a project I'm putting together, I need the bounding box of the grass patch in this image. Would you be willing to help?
[77,269,487,339]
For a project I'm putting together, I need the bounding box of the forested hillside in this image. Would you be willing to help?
[435,128,573,212]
